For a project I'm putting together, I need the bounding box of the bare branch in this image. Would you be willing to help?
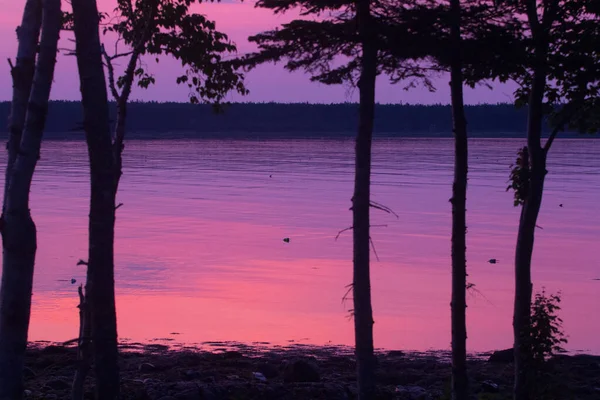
[7,58,14,71]
[370,200,399,218]
[110,51,134,61]
[115,203,123,210]
[335,226,353,240]
[101,44,121,101]
[369,236,380,262]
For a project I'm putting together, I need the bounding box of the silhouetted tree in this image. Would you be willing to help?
[71,0,119,397]
[448,0,468,398]
[0,0,62,398]
[69,1,247,398]
[496,1,600,399]
[353,0,378,397]
[242,0,391,397]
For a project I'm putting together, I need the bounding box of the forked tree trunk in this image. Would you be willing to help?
[353,0,377,398]
[449,1,468,399]
[513,73,547,400]
[513,3,551,395]
[71,0,120,398]
[0,0,61,398]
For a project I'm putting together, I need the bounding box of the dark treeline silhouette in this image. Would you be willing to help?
[0,101,588,139]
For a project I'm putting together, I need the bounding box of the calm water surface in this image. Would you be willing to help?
[5,138,600,353]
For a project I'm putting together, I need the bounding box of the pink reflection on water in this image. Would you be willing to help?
[11,139,600,354]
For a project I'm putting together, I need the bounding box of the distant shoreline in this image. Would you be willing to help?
[1,101,595,139]
[0,131,596,141]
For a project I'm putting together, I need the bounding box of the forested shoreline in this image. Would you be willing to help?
[0,101,589,139]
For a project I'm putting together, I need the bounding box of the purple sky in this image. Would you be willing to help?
[0,0,519,104]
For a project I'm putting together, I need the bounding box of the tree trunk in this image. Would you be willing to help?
[449,1,468,399]
[0,0,61,398]
[513,33,548,400]
[3,0,42,213]
[71,286,91,400]
[71,1,120,399]
[353,0,377,398]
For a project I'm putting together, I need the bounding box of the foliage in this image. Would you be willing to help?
[530,288,567,366]
[498,0,600,138]
[507,146,529,207]
[63,0,247,105]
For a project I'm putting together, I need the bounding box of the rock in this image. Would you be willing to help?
[221,351,243,359]
[180,369,201,380]
[395,385,431,400]
[44,395,58,400]
[157,397,176,400]
[387,350,405,357]
[256,362,279,379]
[283,359,320,383]
[481,380,500,392]
[139,362,157,372]
[488,348,513,363]
[45,378,71,390]
[23,389,32,397]
[253,372,267,382]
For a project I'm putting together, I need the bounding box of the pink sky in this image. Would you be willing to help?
[0,0,518,104]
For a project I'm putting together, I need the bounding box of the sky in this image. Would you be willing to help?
[0,0,519,104]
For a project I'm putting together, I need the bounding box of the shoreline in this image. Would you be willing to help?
[24,341,600,399]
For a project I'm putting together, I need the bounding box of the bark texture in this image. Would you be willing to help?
[353,0,377,398]
[3,0,42,212]
[0,0,61,398]
[513,2,553,399]
[71,0,120,398]
[449,0,468,399]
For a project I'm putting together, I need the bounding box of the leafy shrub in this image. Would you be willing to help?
[530,288,568,366]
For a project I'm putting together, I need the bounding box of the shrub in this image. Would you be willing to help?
[530,288,568,366]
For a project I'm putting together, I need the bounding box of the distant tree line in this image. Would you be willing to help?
[0,101,588,139]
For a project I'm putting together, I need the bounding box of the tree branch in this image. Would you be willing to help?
[543,125,560,153]
[109,51,134,60]
[101,44,121,101]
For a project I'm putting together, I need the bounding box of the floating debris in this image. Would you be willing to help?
[71,278,76,284]
[488,259,498,264]
[283,238,290,243]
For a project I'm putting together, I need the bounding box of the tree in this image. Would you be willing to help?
[0,0,62,398]
[499,1,600,399]
[448,0,469,398]
[242,0,387,397]
[69,1,247,398]
[71,0,119,396]
[353,0,378,397]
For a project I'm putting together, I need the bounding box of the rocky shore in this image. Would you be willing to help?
[23,341,600,399]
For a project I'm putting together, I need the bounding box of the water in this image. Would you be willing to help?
[5,138,599,353]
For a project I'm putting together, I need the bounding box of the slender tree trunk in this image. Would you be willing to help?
[449,1,468,399]
[3,0,42,213]
[353,0,377,398]
[71,286,91,400]
[0,0,61,398]
[72,1,120,399]
[513,33,548,400]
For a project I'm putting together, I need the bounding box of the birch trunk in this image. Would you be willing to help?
[3,0,42,212]
[71,0,120,398]
[449,0,468,399]
[353,0,377,398]
[0,0,61,398]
